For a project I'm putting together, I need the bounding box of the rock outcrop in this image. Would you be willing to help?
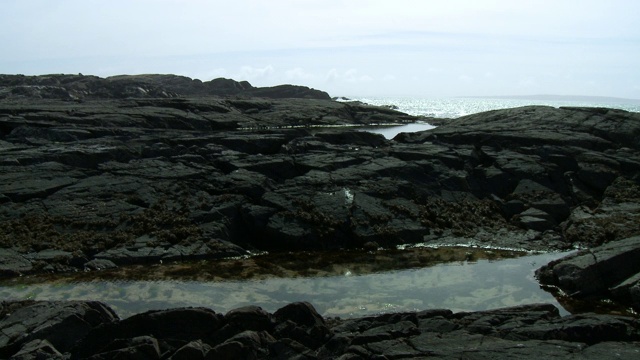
[536,235,640,309]
[1,75,640,316]
[0,94,419,277]
[0,74,332,100]
[0,300,638,359]
[1,94,639,278]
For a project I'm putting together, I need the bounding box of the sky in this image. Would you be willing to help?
[2,0,640,98]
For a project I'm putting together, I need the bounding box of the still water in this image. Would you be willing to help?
[360,122,436,139]
[0,251,572,319]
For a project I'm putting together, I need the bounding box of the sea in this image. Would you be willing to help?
[341,96,640,139]
[342,96,640,119]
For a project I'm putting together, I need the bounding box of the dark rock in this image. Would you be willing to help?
[274,302,326,328]
[562,177,640,247]
[315,334,352,359]
[246,83,331,100]
[536,236,640,299]
[207,331,271,360]
[363,338,421,358]
[73,307,223,358]
[579,341,640,359]
[4,98,637,273]
[83,258,118,271]
[352,320,419,345]
[500,313,639,345]
[225,331,264,352]
[85,335,161,360]
[0,162,79,202]
[0,300,638,358]
[0,74,331,100]
[515,207,557,231]
[314,130,388,147]
[610,273,640,309]
[208,340,254,360]
[503,199,526,219]
[224,306,274,333]
[10,339,65,360]
[409,332,581,359]
[329,304,640,359]
[0,301,118,358]
[272,303,332,350]
[531,195,570,223]
[168,340,212,360]
[2,75,640,317]
[0,248,33,276]
[269,338,316,360]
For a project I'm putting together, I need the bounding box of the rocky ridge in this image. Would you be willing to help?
[0,74,332,101]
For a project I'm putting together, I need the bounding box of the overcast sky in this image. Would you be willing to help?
[2,0,640,98]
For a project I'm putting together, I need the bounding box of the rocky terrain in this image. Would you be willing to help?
[0,74,333,101]
[1,74,640,357]
[0,300,638,359]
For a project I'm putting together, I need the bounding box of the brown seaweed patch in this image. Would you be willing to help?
[5,246,527,285]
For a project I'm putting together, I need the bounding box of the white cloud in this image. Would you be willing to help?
[285,67,314,82]
[323,68,373,84]
[238,65,275,81]
[325,69,339,83]
[344,69,373,83]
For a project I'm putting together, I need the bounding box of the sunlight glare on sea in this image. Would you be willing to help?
[348,97,640,118]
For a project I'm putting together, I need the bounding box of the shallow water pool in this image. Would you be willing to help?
[0,250,572,319]
[359,122,436,139]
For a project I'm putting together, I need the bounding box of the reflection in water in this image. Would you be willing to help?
[0,251,572,319]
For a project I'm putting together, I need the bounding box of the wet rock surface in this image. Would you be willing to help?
[0,300,638,359]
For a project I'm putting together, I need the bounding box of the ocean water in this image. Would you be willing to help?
[347,96,640,118]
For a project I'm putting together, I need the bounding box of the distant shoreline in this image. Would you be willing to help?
[463,94,640,103]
